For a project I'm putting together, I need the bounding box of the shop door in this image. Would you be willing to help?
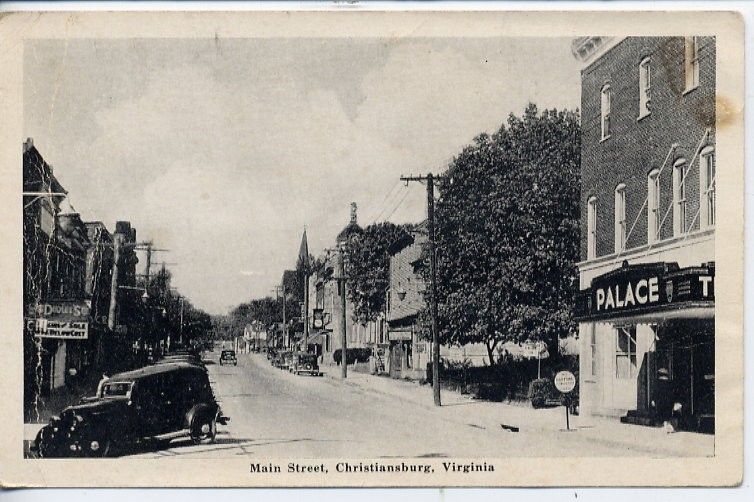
[692,334,715,425]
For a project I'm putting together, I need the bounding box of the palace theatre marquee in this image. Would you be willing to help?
[575,261,715,433]
[576,261,715,321]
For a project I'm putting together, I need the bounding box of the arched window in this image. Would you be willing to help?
[685,36,700,92]
[673,159,688,236]
[587,196,597,259]
[699,146,715,228]
[647,169,660,242]
[639,57,651,117]
[601,84,612,140]
[614,183,627,252]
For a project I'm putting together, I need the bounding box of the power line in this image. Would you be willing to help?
[382,183,415,222]
[369,178,402,223]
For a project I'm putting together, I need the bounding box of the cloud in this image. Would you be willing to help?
[23,38,580,314]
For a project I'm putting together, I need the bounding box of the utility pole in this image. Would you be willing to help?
[179,296,184,345]
[144,242,152,286]
[401,173,441,406]
[272,285,287,348]
[303,275,309,352]
[338,250,347,379]
[107,233,123,331]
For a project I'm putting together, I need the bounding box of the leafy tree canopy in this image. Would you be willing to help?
[419,104,581,363]
[344,221,411,322]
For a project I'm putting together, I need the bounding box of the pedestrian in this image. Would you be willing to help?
[66,367,78,391]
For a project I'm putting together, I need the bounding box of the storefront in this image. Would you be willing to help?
[26,299,91,393]
[575,261,715,433]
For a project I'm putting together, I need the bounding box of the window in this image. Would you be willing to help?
[615,326,638,379]
[700,147,715,228]
[647,169,660,243]
[590,324,599,378]
[673,159,688,236]
[639,57,651,117]
[614,184,626,253]
[600,84,612,140]
[587,196,597,259]
[684,36,700,91]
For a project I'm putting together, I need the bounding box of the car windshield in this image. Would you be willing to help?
[222,351,235,357]
[101,381,132,398]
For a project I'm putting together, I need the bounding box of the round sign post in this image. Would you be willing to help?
[554,371,576,431]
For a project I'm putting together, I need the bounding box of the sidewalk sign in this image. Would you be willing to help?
[554,370,576,431]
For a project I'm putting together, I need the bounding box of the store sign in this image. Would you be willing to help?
[576,262,715,320]
[27,301,90,319]
[595,276,661,312]
[26,300,90,340]
[554,371,576,393]
[522,340,549,359]
[388,330,412,341]
[27,319,89,339]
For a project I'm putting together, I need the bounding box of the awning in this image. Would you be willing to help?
[388,330,412,341]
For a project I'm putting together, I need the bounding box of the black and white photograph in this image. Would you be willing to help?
[0,9,744,488]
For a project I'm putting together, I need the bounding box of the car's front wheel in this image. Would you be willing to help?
[81,432,112,457]
[189,412,217,445]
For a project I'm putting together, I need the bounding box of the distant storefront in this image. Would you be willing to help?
[26,300,91,392]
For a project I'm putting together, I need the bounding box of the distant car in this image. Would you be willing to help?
[290,353,322,376]
[31,363,229,458]
[278,351,293,370]
[219,350,237,366]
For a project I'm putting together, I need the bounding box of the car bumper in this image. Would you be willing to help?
[295,369,322,376]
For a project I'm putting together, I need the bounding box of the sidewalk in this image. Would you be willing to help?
[25,371,102,424]
[321,364,715,457]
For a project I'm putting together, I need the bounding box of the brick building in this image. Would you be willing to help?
[23,138,91,413]
[385,224,427,379]
[573,37,715,432]
[386,222,492,380]
[84,221,114,370]
[307,204,364,365]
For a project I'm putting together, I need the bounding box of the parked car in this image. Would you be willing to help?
[278,350,293,370]
[290,352,322,376]
[31,363,229,458]
[157,353,204,367]
[219,350,237,366]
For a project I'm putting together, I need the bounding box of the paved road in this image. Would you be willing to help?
[128,352,651,458]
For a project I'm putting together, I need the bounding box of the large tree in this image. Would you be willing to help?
[423,104,581,363]
[344,222,411,322]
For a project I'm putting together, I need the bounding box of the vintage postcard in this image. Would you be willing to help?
[0,9,744,487]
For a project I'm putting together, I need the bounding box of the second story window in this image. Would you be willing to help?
[614,184,627,252]
[639,57,651,118]
[685,36,700,92]
[587,196,597,260]
[700,146,716,228]
[673,159,688,236]
[601,84,612,140]
[647,169,660,243]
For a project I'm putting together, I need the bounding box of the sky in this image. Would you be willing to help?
[24,37,581,315]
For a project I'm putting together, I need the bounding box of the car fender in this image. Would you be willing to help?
[184,403,218,430]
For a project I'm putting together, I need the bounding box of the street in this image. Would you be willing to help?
[126,353,714,458]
